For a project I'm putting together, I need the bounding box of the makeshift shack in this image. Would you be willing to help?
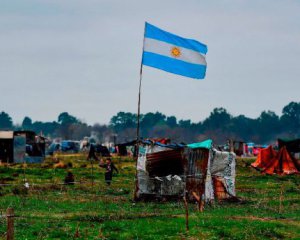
[135,139,236,203]
[218,140,246,157]
[116,140,136,156]
[0,131,14,163]
[95,144,110,157]
[0,130,45,163]
[231,140,245,156]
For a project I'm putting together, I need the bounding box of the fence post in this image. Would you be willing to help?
[6,208,14,240]
[183,195,189,231]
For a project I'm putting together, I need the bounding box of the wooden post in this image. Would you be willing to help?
[6,208,14,240]
[183,195,189,231]
[74,223,80,238]
[91,159,94,187]
[200,199,204,212]
[133,23,146,201]
[229,139,234,153]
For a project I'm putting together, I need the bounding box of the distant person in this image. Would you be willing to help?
[99,158,118,185]
[87,144,99,161]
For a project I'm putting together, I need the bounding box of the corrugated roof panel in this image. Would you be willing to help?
[146,149,184,177]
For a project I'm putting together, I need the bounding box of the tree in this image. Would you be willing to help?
[140,112,166,137]
[257,111,280,143]
[166,116,177,128]
[141,112,166,137]
[178,119,191,128]
[92,124,113,143]
[22,116,32,130]
[201,108,232,143]
[110,112,137,133]
[203,108,231,130]
[58,112,79,125]
[231,115,256,141]
[0,111,13,130]
[281,102,300,137]
[68,123,91,140]
[140,112,166,127]
[57,112,80,139]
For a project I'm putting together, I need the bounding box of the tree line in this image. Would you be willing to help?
[0,101,299,144]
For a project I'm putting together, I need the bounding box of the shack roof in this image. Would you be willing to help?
[141,139,184,149]
[0,131,14,139]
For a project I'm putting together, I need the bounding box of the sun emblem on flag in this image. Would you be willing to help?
[171,46,181,58]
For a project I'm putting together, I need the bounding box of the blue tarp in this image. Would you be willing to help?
[187,139,212,149]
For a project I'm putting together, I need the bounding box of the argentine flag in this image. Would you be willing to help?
[142,22,207,79]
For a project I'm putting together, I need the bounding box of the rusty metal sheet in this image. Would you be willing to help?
[184,148,209,201]
[146,149,184,177]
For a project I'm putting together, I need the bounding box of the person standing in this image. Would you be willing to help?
[87,144,99,161]
[99,158,118,185]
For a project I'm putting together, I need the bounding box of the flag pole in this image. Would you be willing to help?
[136,22,146,149]
[134,22,146,201]
[136,62,143,144]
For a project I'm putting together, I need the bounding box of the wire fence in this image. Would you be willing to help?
[1,156,296,239]
[0,205,191,240]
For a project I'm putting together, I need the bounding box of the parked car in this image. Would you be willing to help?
[61,140,80,153]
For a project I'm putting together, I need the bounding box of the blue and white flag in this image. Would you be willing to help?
[142,22,207,79]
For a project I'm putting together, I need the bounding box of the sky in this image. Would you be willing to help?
[1,0,299,125]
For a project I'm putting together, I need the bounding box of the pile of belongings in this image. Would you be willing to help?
[251,140,300,175]
[135,139,237,203]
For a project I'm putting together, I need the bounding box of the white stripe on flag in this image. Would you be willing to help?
[144,38,206,66]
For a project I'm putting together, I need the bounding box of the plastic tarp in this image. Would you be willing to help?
[251,145,277,169]
[205,149,236,201]
[251,145,299,175]
[187,139,212,149]
[262,146,299,175]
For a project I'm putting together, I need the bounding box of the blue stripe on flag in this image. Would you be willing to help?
[143,51,206,79]
[145,22,207,55]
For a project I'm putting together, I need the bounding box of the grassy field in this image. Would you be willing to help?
[0,154,299,240]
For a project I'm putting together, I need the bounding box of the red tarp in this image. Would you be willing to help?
[251,145,277,169]
[252,146,299,175]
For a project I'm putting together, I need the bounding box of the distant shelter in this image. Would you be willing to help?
[0,130,45,163]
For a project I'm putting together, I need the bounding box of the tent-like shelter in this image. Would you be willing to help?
[251,145,277,169]
[251,145,300,175]
[262,146,299,175]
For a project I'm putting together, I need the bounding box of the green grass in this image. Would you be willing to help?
[0,155,299,239]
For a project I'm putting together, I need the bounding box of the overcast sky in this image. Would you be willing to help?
[1,0,299,125]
